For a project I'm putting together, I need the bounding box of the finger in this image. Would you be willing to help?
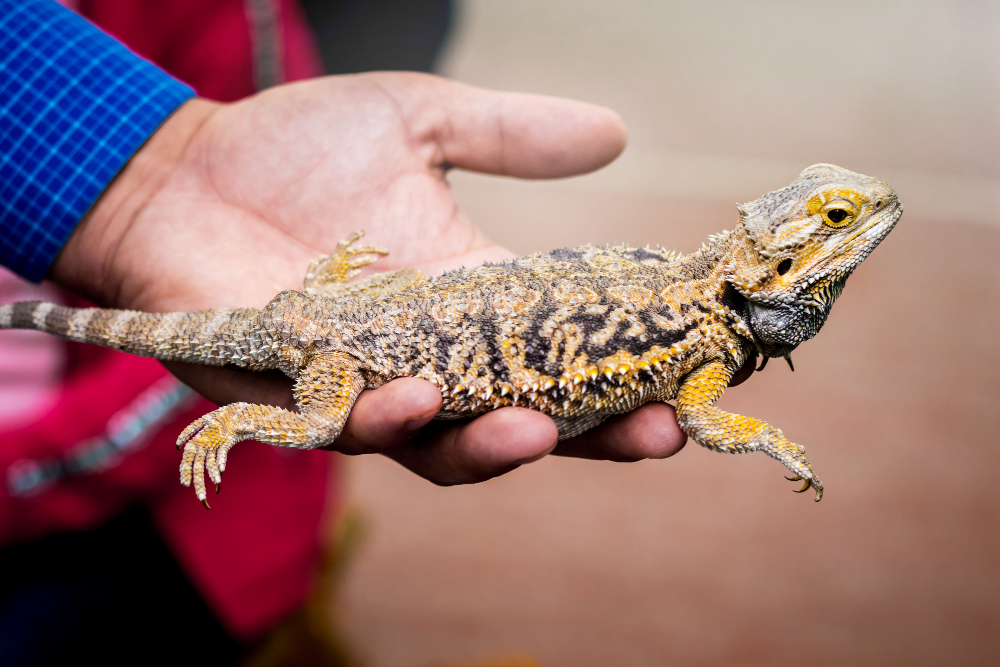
[552,402,687,462]
[384,407,559,486]
[728,353,757,388]
[330,377,442,455]
[165,362,297,410]
[372,73,627,179]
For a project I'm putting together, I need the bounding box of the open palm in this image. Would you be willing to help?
[52,72,688,484]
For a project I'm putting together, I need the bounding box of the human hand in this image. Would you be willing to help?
[50,72,690,484]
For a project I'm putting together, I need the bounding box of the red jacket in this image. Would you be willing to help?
[0,0,332,640]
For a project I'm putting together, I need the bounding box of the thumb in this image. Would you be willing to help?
[372,72,628,179]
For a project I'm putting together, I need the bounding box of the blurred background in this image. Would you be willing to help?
[1,1,994,665]
[332,1,999,665]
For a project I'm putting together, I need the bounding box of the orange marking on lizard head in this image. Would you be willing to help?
[741,167,900,287]
[736,164,903,355]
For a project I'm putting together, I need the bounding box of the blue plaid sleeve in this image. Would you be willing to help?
[0,0,194,281]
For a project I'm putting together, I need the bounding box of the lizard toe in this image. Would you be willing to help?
[810,476,824,502]
[177,415,209,449]
[205,447,222,486]
[217,442,233,473]
[179,442,197,487]
[192,446,208,502]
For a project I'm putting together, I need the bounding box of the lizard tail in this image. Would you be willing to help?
[0,301,262,366]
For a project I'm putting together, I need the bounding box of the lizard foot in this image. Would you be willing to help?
[177,407,246,508]
[303,230,389,288]
[749,425,823,501]
[755,430,823,501]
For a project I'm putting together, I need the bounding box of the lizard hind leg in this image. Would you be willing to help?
[306,266,427,300]
[177,351,366,507]
[303,230,389,290]
[675,360,823,501]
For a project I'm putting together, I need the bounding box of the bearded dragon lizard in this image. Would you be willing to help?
[0,164,901,506]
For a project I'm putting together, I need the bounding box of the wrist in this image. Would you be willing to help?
[49,98,220,306]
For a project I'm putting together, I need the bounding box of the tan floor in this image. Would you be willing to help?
[337,2,1000,665]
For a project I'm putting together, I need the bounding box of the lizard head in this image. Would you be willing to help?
[735,163,903,358]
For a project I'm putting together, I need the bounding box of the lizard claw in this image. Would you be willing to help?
[788,475,823,502]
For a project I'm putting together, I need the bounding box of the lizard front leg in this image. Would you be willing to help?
[177,351,365,507]
[675,360,823,501]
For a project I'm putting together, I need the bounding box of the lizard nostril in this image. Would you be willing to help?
[776,259,792,276]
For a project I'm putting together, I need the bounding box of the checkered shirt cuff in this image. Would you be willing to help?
[0,0,194,281]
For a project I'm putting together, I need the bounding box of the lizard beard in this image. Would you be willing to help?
[747,300,827,354]
[746,273,849,356]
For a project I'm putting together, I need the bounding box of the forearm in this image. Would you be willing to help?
[0,0,194,282]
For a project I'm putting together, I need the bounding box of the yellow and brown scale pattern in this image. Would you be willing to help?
[308,238,756,437]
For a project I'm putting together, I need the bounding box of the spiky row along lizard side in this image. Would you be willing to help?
[0,164,902,506]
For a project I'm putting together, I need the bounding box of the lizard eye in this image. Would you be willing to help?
[826,209,847,224]
[820,201,856,228]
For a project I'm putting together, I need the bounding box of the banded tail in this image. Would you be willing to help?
[0,301,261,366]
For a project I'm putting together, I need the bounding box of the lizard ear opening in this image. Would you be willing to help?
[719,281,748,315]
[776,259,792,276]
